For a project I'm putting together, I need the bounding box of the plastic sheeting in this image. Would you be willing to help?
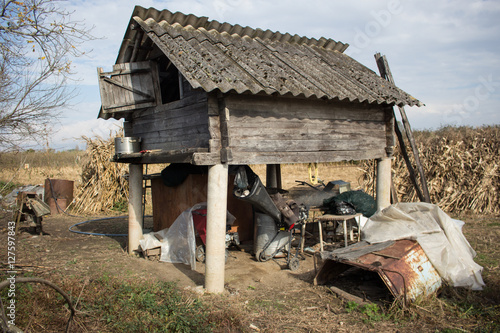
[139,228,170,252]
[362,202,485,290]
[140,203,235,270]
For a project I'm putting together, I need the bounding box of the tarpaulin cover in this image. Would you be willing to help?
[362,202,485,290]
[323,190,377,217]
[140,203,235,270]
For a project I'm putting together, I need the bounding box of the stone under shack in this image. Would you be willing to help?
[96,6,422,293]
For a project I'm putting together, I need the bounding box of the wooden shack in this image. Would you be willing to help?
[97,6,422,293]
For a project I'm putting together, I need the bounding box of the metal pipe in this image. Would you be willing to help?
[205,164,228,293]
[266,164,278,188]
[376,157,392,210]
[128,163,143,254]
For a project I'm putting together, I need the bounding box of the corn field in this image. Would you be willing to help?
[361,125,500,215]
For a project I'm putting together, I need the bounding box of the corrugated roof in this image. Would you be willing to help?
[118,6,349,60]
[113,6,421,111]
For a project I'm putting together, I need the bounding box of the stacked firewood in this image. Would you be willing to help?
[71,135,129,214]
[361,126,500,214]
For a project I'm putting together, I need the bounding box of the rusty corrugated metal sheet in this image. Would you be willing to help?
[315,240,442,303]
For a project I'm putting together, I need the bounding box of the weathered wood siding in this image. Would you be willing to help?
[224,94,390,164]
[98,61,161,114]
[129,91,210,151]
[151,174,254,241]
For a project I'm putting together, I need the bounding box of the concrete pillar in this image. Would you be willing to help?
[205,163,229,293]
[128,163,143,255]
[376,157,392,210]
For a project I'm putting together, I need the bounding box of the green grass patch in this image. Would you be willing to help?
[344,302,389,323]
[0,274,215,332]
[0,180,21,197]
[81,277,212,332]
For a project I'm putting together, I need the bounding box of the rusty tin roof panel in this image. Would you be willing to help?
[317,240,442,302]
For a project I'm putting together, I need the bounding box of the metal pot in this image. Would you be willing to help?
[115,137,141,154]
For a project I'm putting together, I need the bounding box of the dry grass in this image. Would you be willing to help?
[0,150,83,187]
[361,125,500,214]
[251,162,364,190]
[69,135,129,214]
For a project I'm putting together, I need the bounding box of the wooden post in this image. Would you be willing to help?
[205,163,229,293]
[266,164,281,189]
[376,157,392,210]
[128,163,143,255]
[375,53,431,203]
[394,121,425,202]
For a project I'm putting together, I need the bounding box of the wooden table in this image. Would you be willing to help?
[313,213,363,251]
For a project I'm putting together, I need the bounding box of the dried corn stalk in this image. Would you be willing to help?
[71,134,129,214]
[361,126,500,214]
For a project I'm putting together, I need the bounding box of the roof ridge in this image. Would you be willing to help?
[132,5,348,52]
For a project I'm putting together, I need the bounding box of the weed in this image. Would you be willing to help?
[0,180,20,197]
[360,303,388,322]
[343,302,388,323]
[345,301,359,313]
[82,277,213,332]
[112,199,128,212]
[66,259,77,265]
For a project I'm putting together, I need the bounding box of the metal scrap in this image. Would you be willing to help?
[314,239,442,303]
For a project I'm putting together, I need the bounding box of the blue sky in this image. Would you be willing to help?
[49,0,500,150]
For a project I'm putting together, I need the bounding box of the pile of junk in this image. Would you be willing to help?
[138,164,485,304]
[139,165,309,271]
[233,166,308,271]
[313,203,485,304]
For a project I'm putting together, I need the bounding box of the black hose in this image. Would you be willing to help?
[0,277,75,333]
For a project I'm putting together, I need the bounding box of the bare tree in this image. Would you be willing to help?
[0,0,94,150]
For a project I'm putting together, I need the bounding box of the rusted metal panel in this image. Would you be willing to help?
[44,178,74,215]
[314,240,442,303]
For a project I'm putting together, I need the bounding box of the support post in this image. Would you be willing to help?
[128,163,143,255]
[376,157,392,210]
[205,163,229,293]
[266,164,281,189]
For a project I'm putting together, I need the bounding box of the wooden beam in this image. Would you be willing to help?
[394,122,425,202]
[375,53,431,203]
[112,148,210,164]
[217,93,232,163]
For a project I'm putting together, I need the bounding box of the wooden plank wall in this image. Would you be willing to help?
[130,90,211,151]
[151,174,254,241]
[224,94,390,164]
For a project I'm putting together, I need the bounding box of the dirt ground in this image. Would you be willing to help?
[2,206,499,332]
[0,210,402,332]
[1,164,499,332]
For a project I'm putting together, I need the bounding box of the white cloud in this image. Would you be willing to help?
[49,118,122,151]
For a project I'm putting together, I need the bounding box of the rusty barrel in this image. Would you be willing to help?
[44,179,74,215]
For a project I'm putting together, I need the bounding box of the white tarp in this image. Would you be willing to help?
[362,202,485,290]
